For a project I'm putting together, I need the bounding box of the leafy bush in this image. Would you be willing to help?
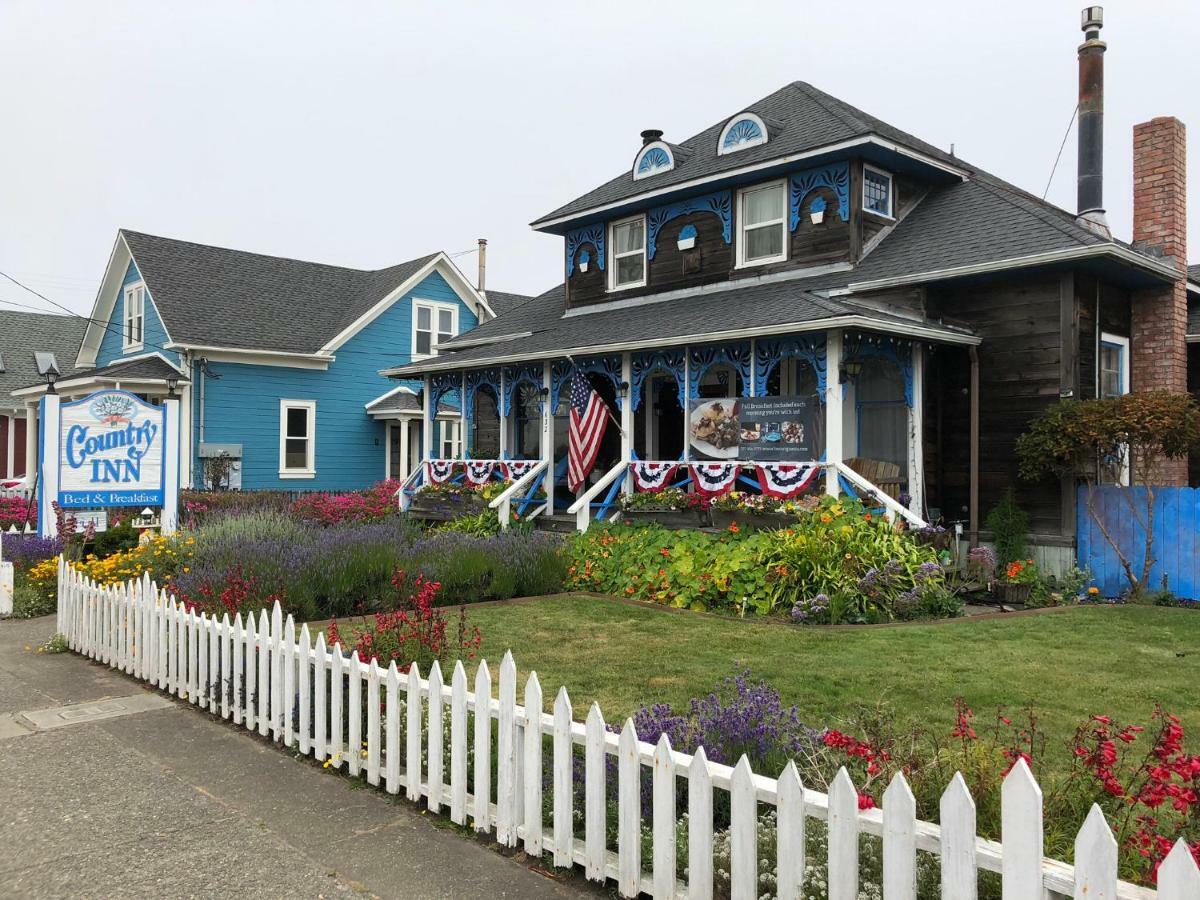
[291,480,403,525]
[0,495,35,530]
[181,489,295,525]
[985,489,1028,565]
[89,520,140,559]
[10,576,55,618]
[402,531,565,604]
[1,534,62,571]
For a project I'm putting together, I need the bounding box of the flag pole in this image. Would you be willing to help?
[563,354,627,438]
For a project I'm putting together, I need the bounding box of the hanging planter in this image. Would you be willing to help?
[578,249,590,273]
[676,224,698,251]
[809,196,827,225]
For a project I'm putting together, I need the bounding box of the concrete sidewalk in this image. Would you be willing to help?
[0,615,597,899]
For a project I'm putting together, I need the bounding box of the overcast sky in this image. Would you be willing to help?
[1,1,1197,319]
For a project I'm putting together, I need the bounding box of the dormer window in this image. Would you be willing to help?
[609,215,646,290]
[633,142,674,180]
[123,283,145,350]
[862,165,894,218]
[718,113,768,155]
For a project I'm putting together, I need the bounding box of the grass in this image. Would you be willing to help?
[466,596,1200,763]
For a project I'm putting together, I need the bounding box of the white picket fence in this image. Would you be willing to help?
[56,560,1198,900]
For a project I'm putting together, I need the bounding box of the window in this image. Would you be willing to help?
[123,283,145,350]
[632,142,674,179]
[1099,334,1129,399]
[412,301,457,358]
[278,399,316,477]
[717,113,768,155]
[862,166,894,218]
[609,216,646,290]
[439,420,461,459]
[737,181,787,267]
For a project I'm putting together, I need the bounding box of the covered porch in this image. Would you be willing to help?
[391,320,982,533]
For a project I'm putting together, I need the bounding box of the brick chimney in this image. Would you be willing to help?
[1130,115,1188,483]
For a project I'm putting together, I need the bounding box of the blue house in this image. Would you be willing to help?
[14,230,527,491]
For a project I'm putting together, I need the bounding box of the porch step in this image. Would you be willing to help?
[536,514,578,533]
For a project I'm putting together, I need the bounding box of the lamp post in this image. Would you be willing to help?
[165,374,179,399]
[34,352,61,395]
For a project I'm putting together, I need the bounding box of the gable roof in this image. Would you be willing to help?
[77,231,500,364]
[483,290,535,318]
[0,311,87,405]
[533,81,967,228]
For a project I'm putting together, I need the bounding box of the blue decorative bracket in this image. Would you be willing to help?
[552,356,623,409]
[754,334,828,397]
[687,342,752,399]
[843,333,915,407]
[501,364,542,417]
[631,348,686,411]
[566,223,605,277]
[646,190,732,260]
[464,368,502,436]
[789,162,850,230]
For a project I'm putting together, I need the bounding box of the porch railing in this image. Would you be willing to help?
[832,461,927,528]
[488,460,549,530]
[567,461,628,531]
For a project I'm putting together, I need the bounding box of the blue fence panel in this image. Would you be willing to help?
[1076,485,1200,598]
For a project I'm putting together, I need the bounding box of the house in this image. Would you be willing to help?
[12,231,524,492]
[0,311,88,489]
[383,9,1195,565]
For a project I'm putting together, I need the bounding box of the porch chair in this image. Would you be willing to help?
[844,457,903,501]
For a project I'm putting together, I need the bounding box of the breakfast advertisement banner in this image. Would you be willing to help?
[687,396,822,461]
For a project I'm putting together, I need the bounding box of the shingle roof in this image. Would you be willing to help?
[0,311,87,404]
[483,290,535,318]
[80,355,188,383]
[385,276,974,376]
[120,230,442,354]
[533,81,963,226]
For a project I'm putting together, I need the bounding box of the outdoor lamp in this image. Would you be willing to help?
[34,352,61,394]
[165,374,180,397]
[839,359,863,384]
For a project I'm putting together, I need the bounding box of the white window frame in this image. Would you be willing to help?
[736,180,788,269]
[411,299,459,360]
[123,283,146,351]
[439,419,461,459]
[608,214,647,291]
[278,399,317,478]
[717,113,769,155]
[1099,332,1131,486]
[862,164,895,219]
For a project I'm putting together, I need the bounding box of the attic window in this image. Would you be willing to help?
[718,113,768,155]
[633,142,674,180]
[123,283,146,350]
[862,165,894,218]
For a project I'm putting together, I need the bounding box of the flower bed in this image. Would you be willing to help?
[408,481,495,521]
[618,487,710,527]
[0,494,36,530]
[568,495,957,622]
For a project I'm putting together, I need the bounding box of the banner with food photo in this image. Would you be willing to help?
[688,395,822,461]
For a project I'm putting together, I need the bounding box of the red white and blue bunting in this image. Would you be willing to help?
[689,463,740,497]
[755,463,821,499]
[501,460,538,481]
[630,461,680,493]
[426,460,458,484]
[464,460,496,486]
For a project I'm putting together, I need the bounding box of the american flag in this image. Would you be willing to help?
[567,370,608,493]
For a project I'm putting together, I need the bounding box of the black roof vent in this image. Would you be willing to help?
[640,129,664,146]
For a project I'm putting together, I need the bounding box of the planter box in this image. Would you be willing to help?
[620,508,710,528]
[993,582,1033,606]
[408,492,488,522]
[710,509,798,531]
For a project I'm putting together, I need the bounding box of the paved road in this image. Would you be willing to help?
[0,615,596,899]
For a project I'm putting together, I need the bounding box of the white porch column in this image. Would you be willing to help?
[399,418,411,479]
[824,329,844,496]
[179,380,193,490]
[460,373,468,458]
[906,343,925,515]
[620,352,633,495]
[421,375,433,460]
[4,413,13,478]
[24,402,37,481]
[37,395,60,538]
[542,361,554,514]
[162,397,180,534]
[682,347,691,462]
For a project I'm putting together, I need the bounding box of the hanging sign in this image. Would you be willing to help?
[687,395,823,462]
[36,390,180,538]
[57,391,167,508]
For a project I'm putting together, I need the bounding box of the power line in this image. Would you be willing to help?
[1043,103,1079,200]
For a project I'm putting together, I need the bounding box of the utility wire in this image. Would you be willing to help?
[1043,104,1079,200]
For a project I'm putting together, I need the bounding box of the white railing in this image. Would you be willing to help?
[1,479,31,500]
[56,562,1198,899]
[487,459,548,530]
[567,460,626,531]
[395,464,424,512]
[832,461,927,529]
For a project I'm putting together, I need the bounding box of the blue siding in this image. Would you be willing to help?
[191,270,476,490]
[96,260,178,367]
[1077,485,1200,599]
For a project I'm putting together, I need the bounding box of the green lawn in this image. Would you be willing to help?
[467,596,1200,761]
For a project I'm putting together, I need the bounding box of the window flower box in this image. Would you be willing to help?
[619,488,710,528]
[408,484,490,521]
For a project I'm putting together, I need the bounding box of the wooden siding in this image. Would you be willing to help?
[96,259,180,367]
[1077,275,1132,401]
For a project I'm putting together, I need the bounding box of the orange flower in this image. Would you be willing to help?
[728,523,740,534]
[863,512,873,521]
[659,547,670,557]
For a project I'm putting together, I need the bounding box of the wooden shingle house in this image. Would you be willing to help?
[386,9,1196,563]
[11,232,524,493]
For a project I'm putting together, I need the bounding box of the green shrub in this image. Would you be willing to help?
[89,521,141,559]
[985,489,1028,565]
[11,576,55,619]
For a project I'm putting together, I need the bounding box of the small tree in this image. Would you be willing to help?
[1015,391,1200,598]
[203,452,235,491]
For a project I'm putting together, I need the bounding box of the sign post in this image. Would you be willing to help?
[38,390,179,538]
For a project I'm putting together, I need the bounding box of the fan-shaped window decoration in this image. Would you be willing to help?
[633,142,674,180]
[717,113,768,155]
